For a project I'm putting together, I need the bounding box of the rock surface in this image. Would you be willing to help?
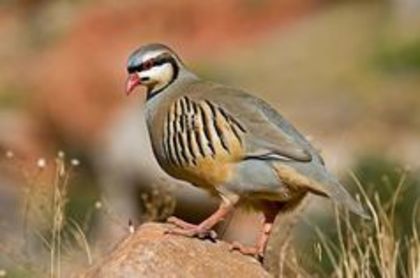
[79,223,270,278]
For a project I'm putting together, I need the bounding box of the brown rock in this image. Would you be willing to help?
[79,223,270,278]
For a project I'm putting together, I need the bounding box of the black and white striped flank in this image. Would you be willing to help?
[163,97,246,167]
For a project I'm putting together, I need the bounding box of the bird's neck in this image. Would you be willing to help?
[145,70,198,121]
[146,69,197,101]
[146,86,164,101]
[144,71,199,166]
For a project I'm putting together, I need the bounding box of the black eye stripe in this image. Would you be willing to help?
[127,53,176,73]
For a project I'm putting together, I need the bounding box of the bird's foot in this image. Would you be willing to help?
[165,216,217,240]
[229,241,264,261]
[167,216,197,229]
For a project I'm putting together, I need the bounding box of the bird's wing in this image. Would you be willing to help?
[182,82,368,218]
[189,83,316,162]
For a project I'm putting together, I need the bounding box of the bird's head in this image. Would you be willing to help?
[125,43,183,98]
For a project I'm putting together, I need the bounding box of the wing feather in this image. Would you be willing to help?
[187,84,315,162]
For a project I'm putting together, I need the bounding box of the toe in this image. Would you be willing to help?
[166,216,177,223]
[229,241,262,258]
[166,227,196,237]
[229,241,241,251]
[167,216,197,229]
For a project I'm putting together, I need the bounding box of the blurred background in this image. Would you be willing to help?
[0,0,419,277]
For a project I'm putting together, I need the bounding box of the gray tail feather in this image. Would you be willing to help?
[310,171,370,219]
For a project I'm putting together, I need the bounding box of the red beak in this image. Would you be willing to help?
[125,74,141,95]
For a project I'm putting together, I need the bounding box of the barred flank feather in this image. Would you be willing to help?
[162,97,246,167]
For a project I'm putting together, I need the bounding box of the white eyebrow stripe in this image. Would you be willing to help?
[142,51,166,63]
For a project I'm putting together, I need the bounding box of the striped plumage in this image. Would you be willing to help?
[125,43,369,258]
[158,95,248,192]
[163,97,246,167]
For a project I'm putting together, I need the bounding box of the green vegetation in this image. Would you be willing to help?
[375,39,420,72]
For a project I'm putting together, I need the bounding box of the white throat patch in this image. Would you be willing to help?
[138,63,174,92]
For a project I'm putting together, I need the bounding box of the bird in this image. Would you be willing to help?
[124,43,368,258]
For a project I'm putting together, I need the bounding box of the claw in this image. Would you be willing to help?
[197,230,218,242]
[165,221,218,242]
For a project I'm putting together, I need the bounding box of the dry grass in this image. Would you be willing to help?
[139,187,176,223]
[0,151,418,277]
[276,169,419,278]
[0,150,179,277]
[331,171,420,278]
[47,152,83,278]
[0,151,92,278]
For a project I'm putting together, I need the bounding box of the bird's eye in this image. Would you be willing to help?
[143,60,154,70]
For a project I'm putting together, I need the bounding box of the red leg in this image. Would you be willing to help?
[230,208,277,258]
[166,200,235,238]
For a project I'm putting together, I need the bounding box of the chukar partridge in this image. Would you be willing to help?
[125,43,368,258]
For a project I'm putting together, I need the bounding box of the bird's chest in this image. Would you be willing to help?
[148,96,246,189]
